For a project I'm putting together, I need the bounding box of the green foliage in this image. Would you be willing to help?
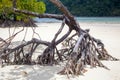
[16,0,46,21]
[0,0,12,20]
[0,0,46,21]
[17,0,46,14]
[45,0,120,16]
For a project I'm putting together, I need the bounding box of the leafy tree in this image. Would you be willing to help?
[0,0,46,21]
[0,0,12,20]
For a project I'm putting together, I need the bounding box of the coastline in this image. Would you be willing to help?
[0,22,120,80]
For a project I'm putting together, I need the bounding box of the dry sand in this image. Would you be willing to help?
[0,22,120,80]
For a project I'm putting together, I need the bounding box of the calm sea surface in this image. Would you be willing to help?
[34,17,120,23]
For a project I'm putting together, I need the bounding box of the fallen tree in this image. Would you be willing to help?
[0,0,118,75]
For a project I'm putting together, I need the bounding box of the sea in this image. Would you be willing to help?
[34,17,120,23]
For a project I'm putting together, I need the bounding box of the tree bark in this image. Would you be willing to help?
[49,0,80,31]
[0,0,118,76]
[13,8,64,20]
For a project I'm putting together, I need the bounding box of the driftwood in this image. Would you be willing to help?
[0,0,119,75]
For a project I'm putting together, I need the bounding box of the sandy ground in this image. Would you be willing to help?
[0,22,120,80]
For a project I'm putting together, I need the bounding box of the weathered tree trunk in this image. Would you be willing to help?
[48,0,118,75]
[0,0,118,76]
[49,0,80,31]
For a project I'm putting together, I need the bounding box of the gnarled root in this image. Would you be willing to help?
[59,31,118,75]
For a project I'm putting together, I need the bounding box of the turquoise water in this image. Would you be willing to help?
[76,17,120,23]
[34,17,120,23]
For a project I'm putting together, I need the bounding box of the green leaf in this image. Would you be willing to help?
[0,0,46,21]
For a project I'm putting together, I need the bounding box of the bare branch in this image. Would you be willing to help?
[0,38,50,58]
[13,8,64,20]
[49,0,80,31]
[52,18,65,43]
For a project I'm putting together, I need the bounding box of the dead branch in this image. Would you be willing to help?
[0,0,118,76]
[13,8,64,20]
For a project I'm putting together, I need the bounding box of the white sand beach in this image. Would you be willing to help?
[0,22,120,80]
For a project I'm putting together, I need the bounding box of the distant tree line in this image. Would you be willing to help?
[44,0,120,16]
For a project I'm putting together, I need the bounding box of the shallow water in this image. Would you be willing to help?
[76,17,120,23]
[34,17,120,23]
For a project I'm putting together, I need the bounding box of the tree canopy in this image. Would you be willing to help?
[0,0,46,21]
[45,0,120,16]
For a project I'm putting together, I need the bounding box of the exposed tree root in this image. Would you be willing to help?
[0,0,119,76]
[58,31,119,75]
[0,24,118,75]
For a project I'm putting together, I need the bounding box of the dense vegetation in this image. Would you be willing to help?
[44,0,120,16]
[0,0,46,21]
[0,0,119,21]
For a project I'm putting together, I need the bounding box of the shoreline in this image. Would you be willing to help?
[34,17,120,24]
